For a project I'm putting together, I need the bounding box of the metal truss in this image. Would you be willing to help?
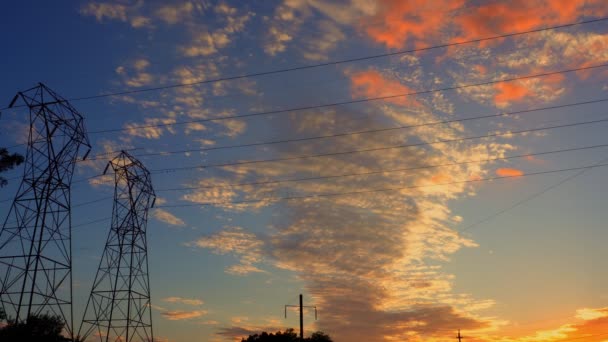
[79,151,156,342]
[0,83,91,339]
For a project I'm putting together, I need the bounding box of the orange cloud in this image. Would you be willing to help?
[161,310,207,320]
[494,82,533,107]
[496,168,524,177]
[349,69,419,107]
[511,307,608,342]
[452,0,607,44]
[363,0,465,49]
[493,72,565,107]
[361,0,608,51]
[163,296,204,306]
[430,173,451,184]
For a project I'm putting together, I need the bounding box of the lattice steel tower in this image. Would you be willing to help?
[0,83,91,338]
[79,151,156,342]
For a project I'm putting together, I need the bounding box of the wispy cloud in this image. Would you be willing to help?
[163,296,204,306]
[152,209,186,227]
[161,310,208,321]
[187,227,265,275]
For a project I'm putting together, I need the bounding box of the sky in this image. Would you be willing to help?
[1,0,608,341]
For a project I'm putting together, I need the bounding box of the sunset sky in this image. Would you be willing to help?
[2,1,608,341]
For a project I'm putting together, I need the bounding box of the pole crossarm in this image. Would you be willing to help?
[284,294,318,341]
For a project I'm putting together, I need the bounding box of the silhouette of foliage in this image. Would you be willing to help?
[309,331,332,341]
[241,328,332,342]
[0,147,24,187]
[0,313,74,342]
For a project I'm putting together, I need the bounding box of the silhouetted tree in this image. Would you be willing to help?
[0,147,24,187]
[241,329,332,342]
[0,313,73,341]
[309,331,332,342]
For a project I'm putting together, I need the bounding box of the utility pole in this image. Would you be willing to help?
[0,83,90,341]
[285,294,317,341]
[457,329,463,342]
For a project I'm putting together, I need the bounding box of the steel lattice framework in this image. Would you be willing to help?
[0,83,91,338]
[79,151,156,342]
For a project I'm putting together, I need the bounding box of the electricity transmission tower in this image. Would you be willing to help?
[78,151,156,342]
[0,83,90,338]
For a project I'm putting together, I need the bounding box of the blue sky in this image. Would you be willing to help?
[2,1,608,341]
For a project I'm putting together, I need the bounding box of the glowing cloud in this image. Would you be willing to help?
[163,297,204,306]
[161,310,207,321]
[350,69,419,106]
[496,168,524,177]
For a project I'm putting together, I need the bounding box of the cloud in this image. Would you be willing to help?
[81,2,128,22]
[188,56,513,340]
[80,1,152,29]
[123,117,176,140]
[163,296,204,306]
[156,2,197,24]
[300,20,345,61]
[161,310,207,321]
[363,0,464,49]
[115,59,155,88]
[493,82,532,107]
[264,26,293,56]
[452,0,607,44]
[349,69,419,107]
[495,168,524,177]
[180,5,254,57]
[152,209,186,227]
[472,307,608,341]
[357,0,607,51]
[576,308,608,321]
[187,227,265,275]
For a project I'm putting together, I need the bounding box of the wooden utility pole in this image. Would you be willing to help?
[299,294,304,341]
[458,329,463,342]
[285,294,318,341]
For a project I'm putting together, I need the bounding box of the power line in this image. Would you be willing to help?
[72,217,111,229]
[82,98,608,161]
[72,196,113,208]
[460,155,608,232]
[154,162,608,208]
[84,63,608,135]
[5,63,607,157]
[39,142,608,207]
[154,143,608,192]
[144,117,608,173]
[72,116,608,184]
[1,17,605,112]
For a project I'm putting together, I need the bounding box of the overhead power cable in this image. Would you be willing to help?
[155,162,608,208]
[40,142,608,206]
[1,17,606,112]
[4,63,607,156]
[71,116,608,184]
[154,143,608,192]
[460,155,608,232]
[72,217,111,229]
[145,117,608,173]
[82,98,608,161]
[84,63,608,135]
